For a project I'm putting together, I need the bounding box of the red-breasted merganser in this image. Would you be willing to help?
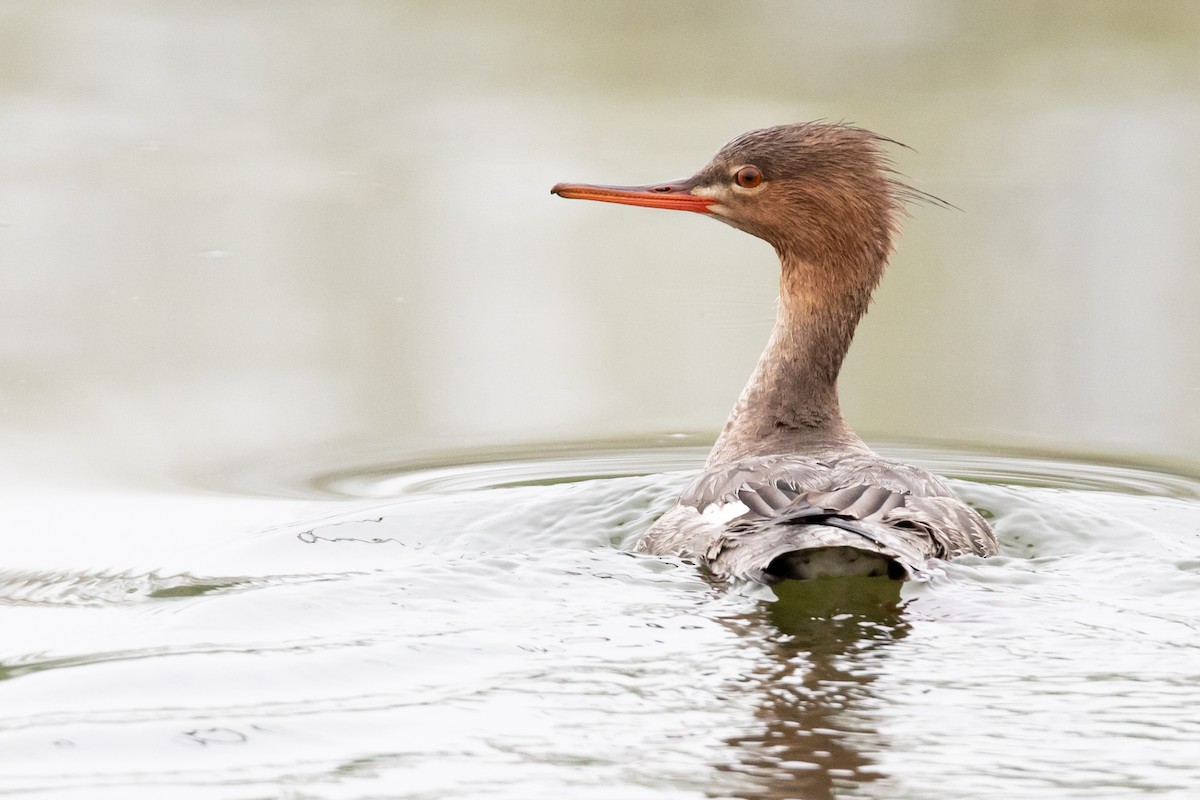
[552,122,997,583]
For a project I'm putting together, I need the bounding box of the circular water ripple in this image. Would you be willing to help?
[893,445,1200,499]
[316,446,709,497]
[311,441,1200,501]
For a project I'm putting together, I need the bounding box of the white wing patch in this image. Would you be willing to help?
[700,500,749,525]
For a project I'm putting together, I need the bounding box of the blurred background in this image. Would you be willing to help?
[2,0,1198,490]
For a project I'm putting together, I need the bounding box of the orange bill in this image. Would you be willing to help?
[551,178,713,214]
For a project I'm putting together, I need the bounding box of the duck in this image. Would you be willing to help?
[551,122,997,583]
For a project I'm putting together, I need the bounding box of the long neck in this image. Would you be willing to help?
[705,249,882,467]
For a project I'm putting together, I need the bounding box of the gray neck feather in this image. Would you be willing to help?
[706,248,884,467]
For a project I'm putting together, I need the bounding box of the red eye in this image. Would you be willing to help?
[735,166,762,188]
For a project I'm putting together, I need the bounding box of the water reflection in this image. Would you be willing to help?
[717,579,907,799]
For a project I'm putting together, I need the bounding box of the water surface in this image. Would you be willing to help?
[4,443,1200,799]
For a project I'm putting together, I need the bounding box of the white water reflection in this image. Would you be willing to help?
[3,446,1200,798]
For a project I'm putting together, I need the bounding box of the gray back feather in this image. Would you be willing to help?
[639,451,997,583]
